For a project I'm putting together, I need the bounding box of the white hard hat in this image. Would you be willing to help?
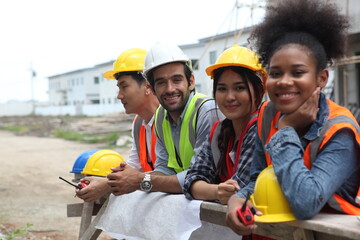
[143,42,192,78]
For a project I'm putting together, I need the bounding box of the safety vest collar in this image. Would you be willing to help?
[302,93,330,141]
[210,112,258,182]
[155,92,211,173]
[133,115,157,172]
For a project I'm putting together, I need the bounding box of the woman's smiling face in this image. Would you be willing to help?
[267,44,327,114]
[215,69,256,122]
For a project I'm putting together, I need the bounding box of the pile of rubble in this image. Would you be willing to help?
[0,113,135,138]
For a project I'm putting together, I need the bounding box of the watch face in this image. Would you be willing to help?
[141,180,151,191]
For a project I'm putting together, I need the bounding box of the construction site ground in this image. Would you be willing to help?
[0,115,133,239]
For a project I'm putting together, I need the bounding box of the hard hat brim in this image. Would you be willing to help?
[103,70,117,79]
[143,59,189,77]
[104,69,143,80]
[255,213,296,223]
[205,63,265,78]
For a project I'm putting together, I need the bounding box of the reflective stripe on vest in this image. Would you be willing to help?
[210,112,258,182]
[258,100,360,215]
[133,115,156,172]
[155,93,211,173]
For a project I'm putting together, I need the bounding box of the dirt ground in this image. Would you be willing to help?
[0,129,131,239]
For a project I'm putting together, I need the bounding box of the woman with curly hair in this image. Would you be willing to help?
[226,0,360,236]
[182,45,266,205]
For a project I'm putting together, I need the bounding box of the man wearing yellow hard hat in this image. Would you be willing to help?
[76,48,159,202]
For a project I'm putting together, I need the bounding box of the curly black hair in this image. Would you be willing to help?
[249,0,349,71]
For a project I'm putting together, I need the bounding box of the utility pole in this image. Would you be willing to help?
[29,62,36,115]
[232,0,265,44]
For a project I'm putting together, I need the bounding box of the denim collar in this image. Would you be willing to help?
[303,93,329,141]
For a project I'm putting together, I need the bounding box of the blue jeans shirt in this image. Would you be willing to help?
[236,94,359,219]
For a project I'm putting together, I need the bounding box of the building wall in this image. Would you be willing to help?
[98,68,119,105]
[332,0,360,106]
[35,103,124,116]
[336,0,360,34]
[0,102,34,116]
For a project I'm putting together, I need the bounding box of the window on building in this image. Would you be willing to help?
[191,59,199,70]
[356,52,360,105]
[94,76,100,84]
[195,84,201,93]
[92,99,100,104]
[209,51,217,65]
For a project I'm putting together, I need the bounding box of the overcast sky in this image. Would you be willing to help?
[0,0,265,103]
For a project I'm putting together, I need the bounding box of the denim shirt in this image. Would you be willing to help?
[236,93,359,219]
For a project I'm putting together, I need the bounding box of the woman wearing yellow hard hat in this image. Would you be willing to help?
[182,45,266,205]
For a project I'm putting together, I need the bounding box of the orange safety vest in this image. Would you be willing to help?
[133,115,157,172]
[209,112,258,182]
[258,100,360,215]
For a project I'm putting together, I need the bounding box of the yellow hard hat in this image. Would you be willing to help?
[205,45,267,84]
[81,150,125,177]
[251,165,296,223]
[103,48,147,79]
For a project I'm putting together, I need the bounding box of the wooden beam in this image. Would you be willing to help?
[79,198,109,240]
[67,203,102,217]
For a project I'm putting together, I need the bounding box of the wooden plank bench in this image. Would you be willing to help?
[67,199,360,240]
[201,201,360,240]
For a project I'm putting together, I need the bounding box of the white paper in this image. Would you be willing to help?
[189,221,242,239]
[96,191,203,240]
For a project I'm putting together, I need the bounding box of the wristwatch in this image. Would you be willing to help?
[140,173,152,192]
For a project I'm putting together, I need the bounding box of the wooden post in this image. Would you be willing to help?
[79,198,109,240]
[78,202,94,240]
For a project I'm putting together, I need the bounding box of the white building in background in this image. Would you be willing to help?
[181,28,252,97]
[38,27,252,116]
[48,62,112,106]
[43,60,125,116]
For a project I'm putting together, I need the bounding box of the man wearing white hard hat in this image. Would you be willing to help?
[107,42,222,194]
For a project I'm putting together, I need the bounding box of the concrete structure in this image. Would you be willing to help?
[334,0,360,107]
